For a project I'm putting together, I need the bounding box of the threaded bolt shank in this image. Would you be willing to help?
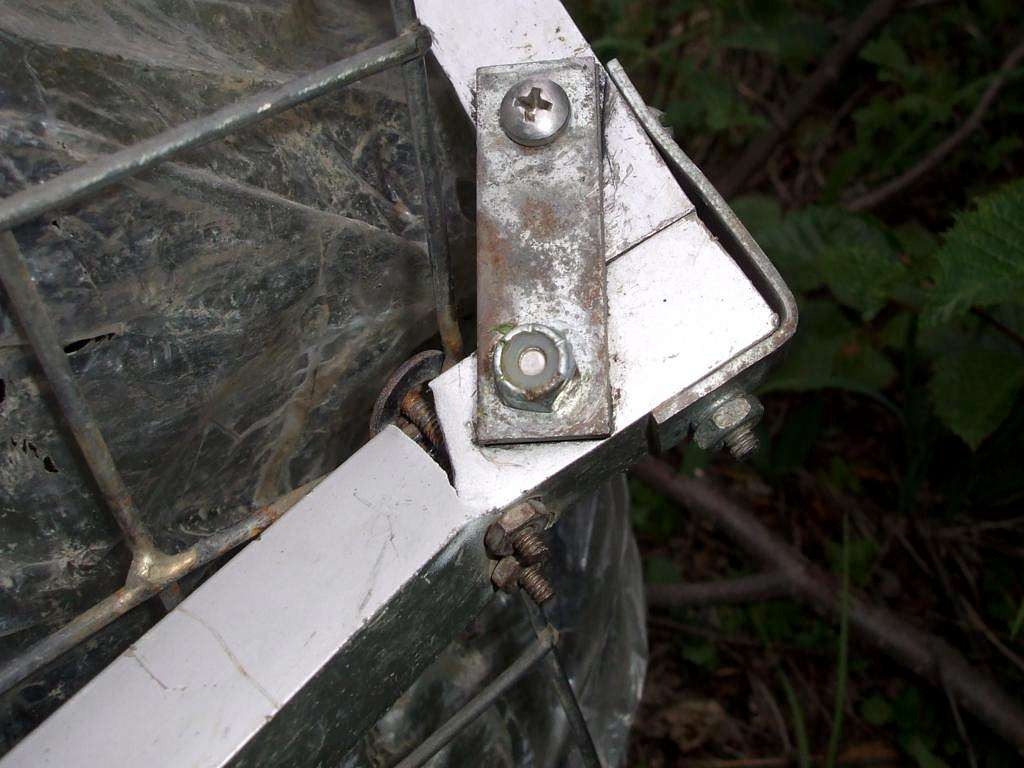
[519,565,554,604]
[512,529,549,565]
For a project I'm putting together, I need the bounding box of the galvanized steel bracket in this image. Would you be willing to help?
[474,57,613,446]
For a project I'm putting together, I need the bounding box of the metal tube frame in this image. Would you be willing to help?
[0,8,795,765]
[0,14,445,696]
[391,0,464,367]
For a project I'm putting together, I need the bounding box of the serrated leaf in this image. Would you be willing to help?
[926,179,1024,324]
[929,346,1024,449]
[861,36,920,84]
[819,243,905,320]
[761,299,896,395]
[733,200,895,301]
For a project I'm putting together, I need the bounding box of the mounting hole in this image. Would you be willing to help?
[518,347,547,377]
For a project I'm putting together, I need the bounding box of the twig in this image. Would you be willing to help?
[686,746,900,768]
[632,459,1024,753]
[825,516,851,768]
[845,38,1024,211]
[648,615,833,658]
[961,599,1024,678]
[719,0,905,198]
[647,573,791,607]
[972,307,1024,353]
[944,676,979,768]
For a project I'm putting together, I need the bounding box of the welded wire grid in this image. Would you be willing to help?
[0,1,600,763]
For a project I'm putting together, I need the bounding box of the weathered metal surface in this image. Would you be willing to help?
[605,60,799,451]
[369,350,445,437]
[415,0,694,261]
[475,58,611,444]
[0,0,474,749]
[1,427,494,768]
[433,212,779,516]
[391,0,464,365]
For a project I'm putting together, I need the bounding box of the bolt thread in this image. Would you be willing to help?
[400,389,445,449]
[726,428,759,460]
[519,565,554,604]
[512,529,550,565]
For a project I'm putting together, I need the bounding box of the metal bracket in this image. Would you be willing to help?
[475,58,612,446]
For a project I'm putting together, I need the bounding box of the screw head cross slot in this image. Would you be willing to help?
[499,77,570,147]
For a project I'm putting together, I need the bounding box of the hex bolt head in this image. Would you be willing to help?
[491,556,522,593]
[492,324,577,412]
[484,500,553,558]
[694,393,764,460]
[499,78,571,147]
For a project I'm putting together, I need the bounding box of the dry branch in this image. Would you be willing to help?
[719,0,905,198]
[647,572,790,607]
[845,38,1024,212]
[632,458,1024,753]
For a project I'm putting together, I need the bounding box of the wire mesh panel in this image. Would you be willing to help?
[0,0,795,765]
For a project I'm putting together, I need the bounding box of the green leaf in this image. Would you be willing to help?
[819,243,906,320]
[929,346,1024,449]
[630,478,680,538]
[926,179,1024,324]
[732,200,897,306]
[1010,598,1024,640]
[903,734,952,768]
[861,695,894,726]
[861,36,921,84]
[680,639,719,670]
[761,299,896,396]
[644,556,681,584]
[828,535,878,588]
[779,672,812,768]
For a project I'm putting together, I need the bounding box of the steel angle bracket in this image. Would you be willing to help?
[475,57,612,445]
[605,61,799,450]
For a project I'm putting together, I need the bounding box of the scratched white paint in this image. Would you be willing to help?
[416,0,693,258]
[2,427,477,768]
[432,215,777,513]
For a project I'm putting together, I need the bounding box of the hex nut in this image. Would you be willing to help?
[499,78,571,147]
[492,324,577,412]
[694,393,764,454]
[491,556,522,593]
[484,500,552,559]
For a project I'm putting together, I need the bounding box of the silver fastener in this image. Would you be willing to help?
[499,78,571,147]
[492,324,577,412]
[694,393,764,461]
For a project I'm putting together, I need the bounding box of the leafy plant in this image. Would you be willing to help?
[737,179,1024,453]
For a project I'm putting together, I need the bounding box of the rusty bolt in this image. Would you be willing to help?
[491,556,522,593]
[492,324,577,413]
[484,500,553,559]
[400,388,444,449]
[518,564,555,604]
[511,529,549,565]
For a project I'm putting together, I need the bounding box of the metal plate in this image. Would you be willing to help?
[415,0,693,260]
[434,213,779,516]
[475,58,612,445]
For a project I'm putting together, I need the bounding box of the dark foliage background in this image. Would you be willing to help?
[565,1,1024,765]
